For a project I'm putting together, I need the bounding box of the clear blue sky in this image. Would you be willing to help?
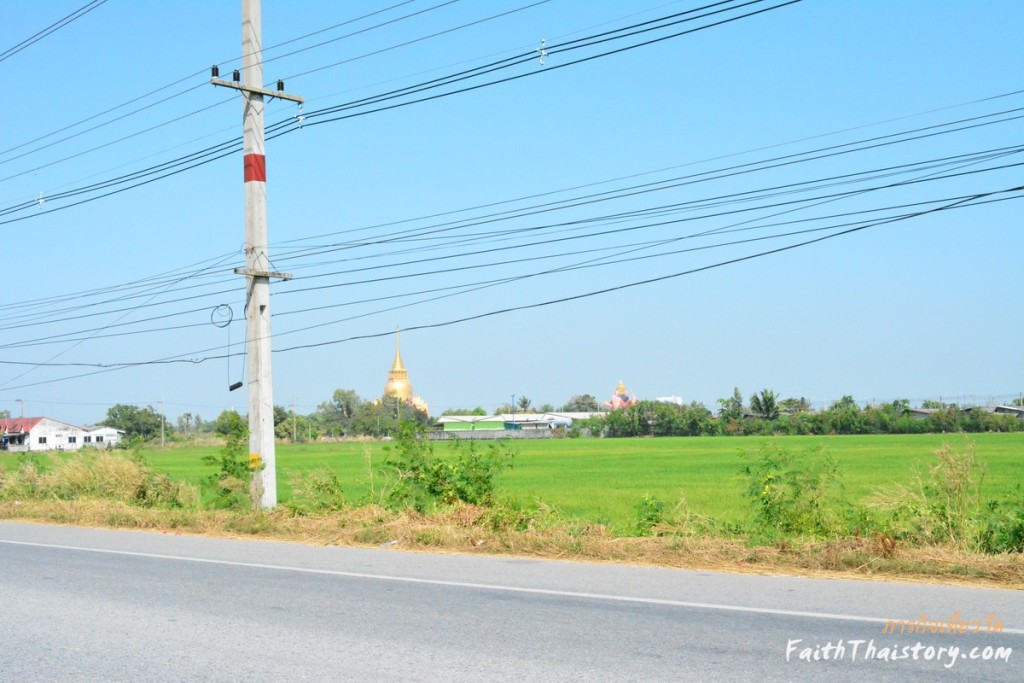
[1,0,1021,426]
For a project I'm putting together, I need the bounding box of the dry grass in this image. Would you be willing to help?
[1,499,1020,589]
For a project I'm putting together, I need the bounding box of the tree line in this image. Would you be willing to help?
[586,389,1024,438]
[96,389,1021,442]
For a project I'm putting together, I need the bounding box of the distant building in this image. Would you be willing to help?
[85,426,126,448]
[1,417,126,452]
[381,328,429,415]
[993,404,1024,419]
[435,412,600,433]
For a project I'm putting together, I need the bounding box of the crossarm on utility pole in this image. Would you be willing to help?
[210,78,304,103]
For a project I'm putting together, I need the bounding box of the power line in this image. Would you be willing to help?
[2,167,1019,357]
[1,124,1019,332]
[1,184,1015,388]
[0,0,457,169]
[0,0,801,225]
[0,0,108,64]
[279,0,550,81]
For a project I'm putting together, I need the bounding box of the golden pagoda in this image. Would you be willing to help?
[382,328,429,414]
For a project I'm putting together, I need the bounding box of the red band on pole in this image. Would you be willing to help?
[244,154,266,182]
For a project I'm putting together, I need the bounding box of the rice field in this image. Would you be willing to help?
[102,432,1024,530]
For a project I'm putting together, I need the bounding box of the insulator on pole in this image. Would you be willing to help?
[211,64,220,78]
[233,69,240,82]
[277,79,284,92]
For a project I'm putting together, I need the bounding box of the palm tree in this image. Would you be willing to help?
[516,396,533,413]
[750,389,780,420]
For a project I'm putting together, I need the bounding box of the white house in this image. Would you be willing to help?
[1,418,124,452]
[85,426,125,448]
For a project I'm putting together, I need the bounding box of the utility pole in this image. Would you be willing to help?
[160,397,165,449]
[211,0,302,508]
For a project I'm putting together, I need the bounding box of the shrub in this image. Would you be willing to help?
[633,494,666,536]
[380,423,515,512]
[740,443,843,539]
[872,441,984,548]
[286,468,346,515]
[202,423,255,509]
[978,485,1024,554]
[0,452,196,508]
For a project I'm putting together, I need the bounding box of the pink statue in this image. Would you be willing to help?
[603,380,638,410]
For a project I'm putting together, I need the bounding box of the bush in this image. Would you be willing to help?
[380,423,515,512]
[740,443,843,539]
[286,468,346,515]
[202,422,255,509]
[633,494,666,536]
[0,452,197,509]
[978,486,1024,554]
[871,441,984,548]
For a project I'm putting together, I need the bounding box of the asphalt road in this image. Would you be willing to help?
[1,522,1020,681]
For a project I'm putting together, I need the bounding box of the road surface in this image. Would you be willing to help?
[1,521,1020,681]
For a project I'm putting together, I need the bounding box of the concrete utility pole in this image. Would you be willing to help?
[211,0,302,508]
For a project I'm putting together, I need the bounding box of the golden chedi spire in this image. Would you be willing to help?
[384,327,413,401]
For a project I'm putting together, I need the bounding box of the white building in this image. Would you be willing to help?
[1,417,124,452]
[85,426,125,448]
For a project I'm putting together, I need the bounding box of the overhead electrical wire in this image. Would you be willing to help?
[268,108,1024,260]
[0,253,239,390]
[0,0,442,163]
[4,190,1022,357]
[2,154,1019,352]
[0,0,801,225]
[277,0,550,82]
[0,0,108,64]
[0,0,539,188]
[1,109,1019,333]
[1,183,1017,393]
[2,129,1015,331]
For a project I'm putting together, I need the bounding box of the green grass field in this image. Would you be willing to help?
[101,432,1022,532]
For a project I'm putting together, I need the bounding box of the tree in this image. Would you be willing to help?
[348,400,430,437]
[273,405,291,440]
[101,404,167,441]
[315,389,364,435]
[272,406,318,441]
[830,395,859,412]
[516,396,533,412]
[717,387,744,420]
[214,409,247,441]
[441,407,487,416]
[779,397,811,415]
[537,403,555,413]
[920,399,958,410]
[0,409,9,420]
[176,412,194,433]
[750,389,780,421]
[562,394,599,412]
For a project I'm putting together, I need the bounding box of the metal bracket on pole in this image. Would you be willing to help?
[210,78,304,104]
[233,267,293,281]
